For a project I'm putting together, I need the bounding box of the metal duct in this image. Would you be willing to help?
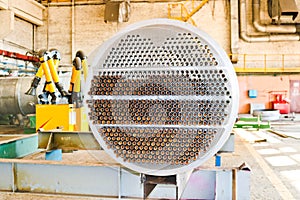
[279,0,298,20]
[268,0,298,21]
[253,0,298,33]
[104,1,130,23]
[104,1,120,22]
[84,19,239,176]
[239,0,300,42]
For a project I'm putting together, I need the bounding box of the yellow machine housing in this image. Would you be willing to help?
[36,104,75,131]
[36,104,89,132]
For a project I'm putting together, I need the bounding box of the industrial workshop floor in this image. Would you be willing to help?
[1,115,300,200]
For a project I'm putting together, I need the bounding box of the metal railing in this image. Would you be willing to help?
[232,54,300,73]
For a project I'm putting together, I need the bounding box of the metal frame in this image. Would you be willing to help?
[0,158,250,199]
[141,170,193,200]
[0,130,245,199]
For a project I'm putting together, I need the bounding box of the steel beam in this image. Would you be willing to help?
[0,134,38,158]
[38,131,101,151]
[0,158,250,199]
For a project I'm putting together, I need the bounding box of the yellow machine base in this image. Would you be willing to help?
[36,104,76,131]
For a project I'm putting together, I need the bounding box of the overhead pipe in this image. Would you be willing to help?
[230,0,239,62]
[40,0,183,7]
[0,49,39,62]
[71,0,75,61]
[252,0,298,33]
[239,0,300,42]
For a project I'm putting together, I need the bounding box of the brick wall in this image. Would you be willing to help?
[35,1,230,65]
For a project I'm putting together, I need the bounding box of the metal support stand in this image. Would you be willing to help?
[142,174,177,199]
[141,171,192,200]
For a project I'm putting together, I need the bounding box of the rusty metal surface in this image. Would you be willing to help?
[38,131,101,151]
[0,136,19,142]
[0,126,25,134]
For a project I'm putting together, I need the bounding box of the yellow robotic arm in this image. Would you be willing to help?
[47,49,68,97]
[25,49,47,96]
[75,50,88,82]
[69,57,82,94]
[25,49,69,104]
[68,50,88,106]
[39,50,57,104]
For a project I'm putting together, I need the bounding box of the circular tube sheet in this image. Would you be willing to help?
[84,19,239,175]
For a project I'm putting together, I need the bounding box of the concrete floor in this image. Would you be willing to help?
[0,115,300,200]
[232,114,300,200]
